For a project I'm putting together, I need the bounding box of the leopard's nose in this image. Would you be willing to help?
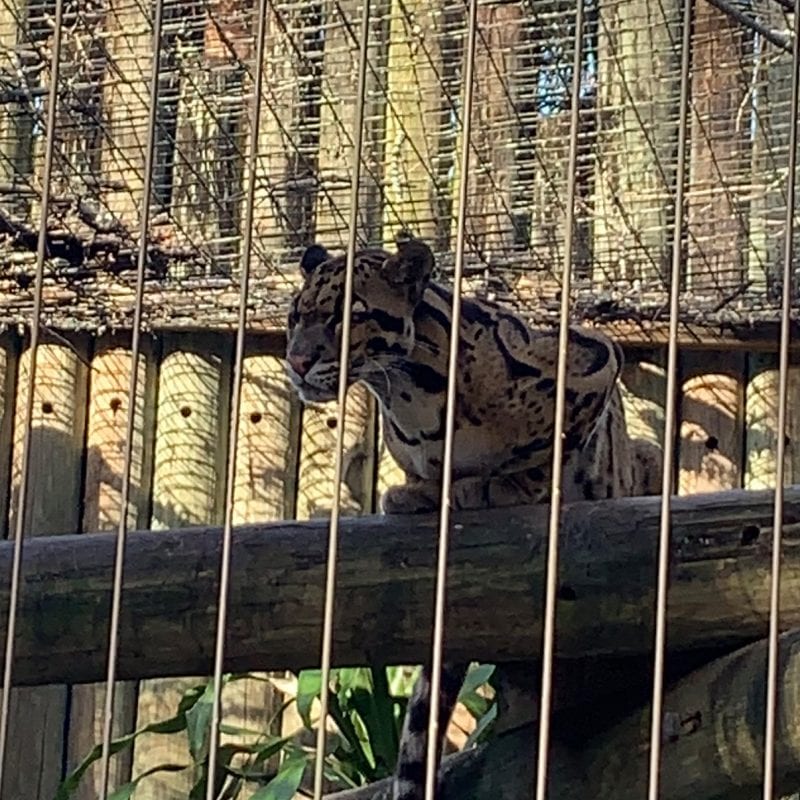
[288,353,314,378]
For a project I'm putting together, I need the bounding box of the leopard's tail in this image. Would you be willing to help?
[392,661,469,800]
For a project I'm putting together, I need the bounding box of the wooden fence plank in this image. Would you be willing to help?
[5,339,89,800]
[223,353,300,794]
[747,1,793,293]
[678,352,745,495]
[685,0,750,294]
[462,3,520,259]
[745,352,800,489]
[619,347,666,450]
[132,334,231,798]
[314,0,389,249]
[594,0,681,285]
[66,338,158,798]
[296,383,376,520]
[100,0,152,224]
[382,0,442,243]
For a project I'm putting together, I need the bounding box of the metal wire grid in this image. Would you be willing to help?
[0,0,797,799]
[0,0,798,331]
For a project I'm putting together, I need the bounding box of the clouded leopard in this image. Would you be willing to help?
[285,235,659,799]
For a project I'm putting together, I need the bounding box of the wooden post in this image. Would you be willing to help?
[458,3,521,260]
[745,352,800,489]
[222,352,301,775]
[382,0,441,244]
[593,0,682,285]
[0,0,34,216]
[314,0,390,249]
[748,2,794,293]
[678,351,745,495]
[100,0,152,224]
[619,347,666,451]
[132,334,231,797]
[65,338,157,798]
[4,339,89,800]
[249,0,307,268]
[296,383,376,520]
[290,383,376,793]
[685,1,750,294]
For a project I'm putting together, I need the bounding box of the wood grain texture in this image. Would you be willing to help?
[5,341,88,800]
[593,0,682,284]
[67,340,157,799]
[296,382,375,519]
[678,351,744,494]
[0,485,798,685]
[132,335,231,799]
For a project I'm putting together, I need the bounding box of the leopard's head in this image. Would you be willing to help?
[285,236,434,403]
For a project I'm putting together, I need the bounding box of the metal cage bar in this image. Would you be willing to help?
[97,0,167,793]
[203,0,272,792]
[0,0,66,788]
[311,1,373,797]
[646,1,694,797]
[534,2,586,797]
[423,0,479,797]
[763,1,800,796]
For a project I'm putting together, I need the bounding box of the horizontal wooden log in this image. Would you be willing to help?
[328,630,800,800]
[1,486,799,686]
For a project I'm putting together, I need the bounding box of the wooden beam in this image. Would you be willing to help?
[0,485,797,686]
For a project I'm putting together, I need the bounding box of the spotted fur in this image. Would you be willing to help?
[285,236,660,799]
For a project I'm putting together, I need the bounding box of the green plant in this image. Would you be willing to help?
[56,665,496,799]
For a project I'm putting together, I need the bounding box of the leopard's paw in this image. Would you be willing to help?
[380,485,438,514]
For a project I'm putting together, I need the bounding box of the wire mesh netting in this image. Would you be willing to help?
[0,0,798,332]
[0,0,799,799]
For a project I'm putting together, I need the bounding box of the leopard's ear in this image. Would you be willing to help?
[300,244,330,277]
[380,235,434,304]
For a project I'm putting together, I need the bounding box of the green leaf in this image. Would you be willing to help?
[296,670,322,728]
[459,692,491,720]
[458,664,495,701]
[334,668,370,694]
[366,668,398,771]
[325,693,375,781]
[387,665,420,698]
[186,682,216,762]
[457,664,495,720]
[250,757,307,800]
[463,702,497,750]
[218,736,292,780]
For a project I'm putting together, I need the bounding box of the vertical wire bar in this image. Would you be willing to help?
[97,0,166,793]
[0,0,65,787]
[422,0,478,797]
[762,1,800,796]
[647,1,693,798]
[204,0,270,794]
[311,0,371,796]
[532,3,584,798]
